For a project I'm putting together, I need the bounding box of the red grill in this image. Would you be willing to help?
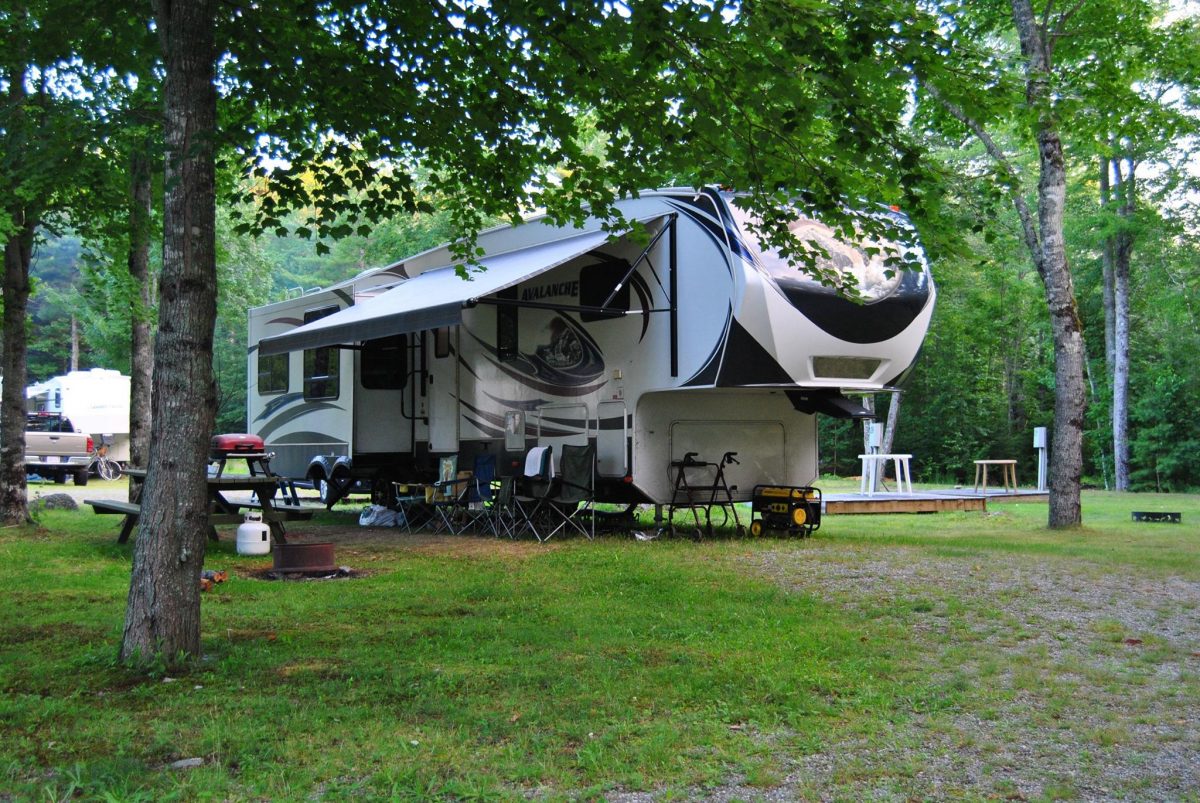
[210,433,265,460]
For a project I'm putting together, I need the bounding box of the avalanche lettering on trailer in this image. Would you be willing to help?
[521,280,579,301]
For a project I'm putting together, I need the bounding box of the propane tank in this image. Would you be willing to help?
[236,511,271,555]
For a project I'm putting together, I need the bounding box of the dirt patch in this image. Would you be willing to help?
[277,526,553,560]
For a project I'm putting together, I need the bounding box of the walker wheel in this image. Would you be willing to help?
[749,519,764,537]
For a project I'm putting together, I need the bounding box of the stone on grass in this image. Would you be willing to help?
[35,494,78,511]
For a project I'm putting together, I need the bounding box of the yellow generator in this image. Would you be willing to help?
[749,485,822,537]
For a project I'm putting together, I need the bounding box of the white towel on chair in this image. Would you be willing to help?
[525,446,551,478]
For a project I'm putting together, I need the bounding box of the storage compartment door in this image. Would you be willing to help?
[596,401,628,478]
[668,420,786,501]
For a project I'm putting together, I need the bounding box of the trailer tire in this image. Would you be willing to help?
[316,477,332,505]
[73,468,89,486]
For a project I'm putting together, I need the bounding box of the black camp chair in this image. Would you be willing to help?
[545,443,596,540]
[514,445,554,541]
[488,475,520,539]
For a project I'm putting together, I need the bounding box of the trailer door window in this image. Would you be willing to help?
[361,334,407,389]
[303,305,340,400]
[258,353,289,395]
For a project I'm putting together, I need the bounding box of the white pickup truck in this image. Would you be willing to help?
[25,413,91,485]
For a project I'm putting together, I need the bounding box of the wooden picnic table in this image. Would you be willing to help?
[87,469,314,544]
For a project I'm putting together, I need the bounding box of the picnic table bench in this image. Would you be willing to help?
[86,469,316,544]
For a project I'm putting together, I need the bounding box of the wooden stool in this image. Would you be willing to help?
[974,459,1017,494]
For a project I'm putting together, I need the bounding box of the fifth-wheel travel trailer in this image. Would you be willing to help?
[26,368,132,462]
[248,187,935,504]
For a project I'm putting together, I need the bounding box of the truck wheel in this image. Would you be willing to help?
[53,472,67,485]
[74,468,89,486]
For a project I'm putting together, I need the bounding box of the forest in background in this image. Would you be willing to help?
[27,154,1200,492]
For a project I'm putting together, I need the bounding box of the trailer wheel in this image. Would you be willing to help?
[749,519,764,537]
[316,477,332,505]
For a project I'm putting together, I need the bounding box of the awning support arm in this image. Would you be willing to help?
[669,215,678,377]
[601,214,677,309]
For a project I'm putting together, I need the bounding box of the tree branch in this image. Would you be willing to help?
[920,79,1043,268]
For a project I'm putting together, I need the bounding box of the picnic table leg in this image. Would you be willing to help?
[118,515,137,544]
[268,520,288,543]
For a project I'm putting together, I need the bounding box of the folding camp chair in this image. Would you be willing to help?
[545,443,596,540]
[514,445,554,541]
[392,481,433,533]
[489,475,519,538]
[461,453,498,536]
[431,455,470,535]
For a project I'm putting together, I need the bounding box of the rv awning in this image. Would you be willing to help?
[258,227,622,356]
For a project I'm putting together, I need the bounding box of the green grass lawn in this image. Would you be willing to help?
[2,490,1198,800]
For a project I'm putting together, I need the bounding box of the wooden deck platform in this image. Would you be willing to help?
[823,488,1049,515]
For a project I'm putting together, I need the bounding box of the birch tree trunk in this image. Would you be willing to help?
[69,316,79,371]
[127,148,154,498]
[878,392,903,488]
[120,0,218,665]
[1012,0,1085,527]
[1099,161,1115,369]
[1111,155,1133,492]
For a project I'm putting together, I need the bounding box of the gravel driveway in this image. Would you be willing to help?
[728,546,1198,801]
[612,538,1199,803]
[25,476,128,504]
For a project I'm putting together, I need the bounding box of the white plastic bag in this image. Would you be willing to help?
[358,504,402,527]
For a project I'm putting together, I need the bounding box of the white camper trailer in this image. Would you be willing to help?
[26,369,132,463]
[248,188,935,505]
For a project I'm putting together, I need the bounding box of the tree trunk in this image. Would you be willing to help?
[0,217,35,526]
[127,148,155,499]
[0,63,33,527]
[1011,0,1084,528]
[69,315,80,371]
[1099,160,1115,369]
[121,0,218,666]
[1111,155,1133,492]
[878,392,903,487]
